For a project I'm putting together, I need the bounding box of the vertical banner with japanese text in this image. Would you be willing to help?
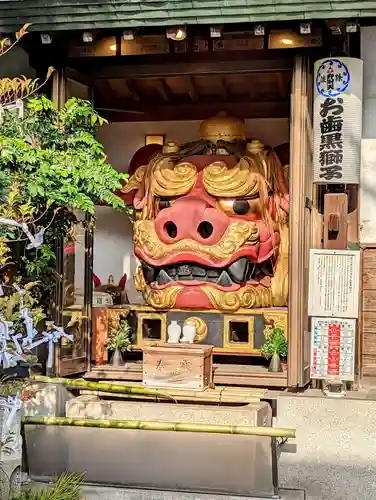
[313,57,363,184]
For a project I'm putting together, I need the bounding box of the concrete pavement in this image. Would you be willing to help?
[276,393,376,500]
[80,486,305,499]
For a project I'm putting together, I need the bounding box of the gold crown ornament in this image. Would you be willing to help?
[199,113,246,143]
[162,141,180,154]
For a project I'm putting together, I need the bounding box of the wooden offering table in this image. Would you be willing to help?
[143,343,213,391]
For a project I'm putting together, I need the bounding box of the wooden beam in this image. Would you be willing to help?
[277,73,286,100]
[125,79,141,102]
[66,67,93,87]
[217,77,228,99]
[89,57,293,80]
[105,79,132,102]
[154,79,172,102]
[187,77,198,102]
[96,100,289,122]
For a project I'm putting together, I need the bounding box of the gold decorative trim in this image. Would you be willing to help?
[106,308,131,347]
[136,312,167,348]
[107,308,130,323]
[201,284,272,311]
[263,310,288,339]
[223,315,254,353]
[120,165,146,194]
[152,159,197,197]
[115,304,287,316]
[134,219,258,261]
[203,158,260,198]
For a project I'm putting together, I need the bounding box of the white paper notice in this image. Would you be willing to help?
[308,249,360,318]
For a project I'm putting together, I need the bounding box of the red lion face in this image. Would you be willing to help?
[122,141,289,312]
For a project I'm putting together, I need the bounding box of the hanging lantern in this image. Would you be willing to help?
[313,57,363,184]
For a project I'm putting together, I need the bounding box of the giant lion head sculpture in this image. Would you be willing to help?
[122,116,289,312]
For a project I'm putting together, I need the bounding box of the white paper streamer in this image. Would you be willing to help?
[0,217,45,249]
[0,316,12,341]
[0,282,70,371]
[0,395,21,441]
[25,325,73,368]
[0,316,16,368]
[21,308,37,346]
[11,333,23,355]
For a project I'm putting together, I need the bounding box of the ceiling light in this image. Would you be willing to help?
[281,38,294,45]
[254,25,265,36]
[82,31,93,43]
[346,22,358,33]
[210,25,222,38]
[145,135,165,146]
[123,29,135,40]
[166,26,187,41]
[300,22,311,35]
[109,44,117,52]
[40,33,52,44]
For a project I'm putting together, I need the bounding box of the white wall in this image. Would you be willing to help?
[97,118,290,172]
[95,118,290,303]
[362,28,376,139]
[360,28,376,244]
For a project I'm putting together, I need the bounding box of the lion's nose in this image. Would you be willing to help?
[155,198,229,245]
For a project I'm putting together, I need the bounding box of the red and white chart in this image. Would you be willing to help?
[310,317,356,381]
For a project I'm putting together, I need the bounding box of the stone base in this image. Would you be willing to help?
[25,424,277,497]
[66,395,272,426]
[22,383,74,418]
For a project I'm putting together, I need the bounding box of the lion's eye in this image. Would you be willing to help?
[233,199,250,215]
[157,199,171,211]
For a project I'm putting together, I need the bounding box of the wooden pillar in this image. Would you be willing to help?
[288,56,313,387]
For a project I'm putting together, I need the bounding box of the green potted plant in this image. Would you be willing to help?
[261,327,288,373]
[106,318,133,367]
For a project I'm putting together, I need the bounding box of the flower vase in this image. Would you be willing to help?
[0,396,22,498]
[167,321,181,343]
[111,347,124,367]
[268,353,283,372]
[181,323,196,343]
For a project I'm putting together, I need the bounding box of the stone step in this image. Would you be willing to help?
[66,395,272,427]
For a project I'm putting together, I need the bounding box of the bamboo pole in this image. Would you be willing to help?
[22,416,296,439]
[30,375,174,400]
[78,389,263,404]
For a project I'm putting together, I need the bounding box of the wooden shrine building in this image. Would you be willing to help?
[1,1,375,390]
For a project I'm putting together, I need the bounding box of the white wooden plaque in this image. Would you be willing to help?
[308,249,360,318]
[310,317,356,381]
